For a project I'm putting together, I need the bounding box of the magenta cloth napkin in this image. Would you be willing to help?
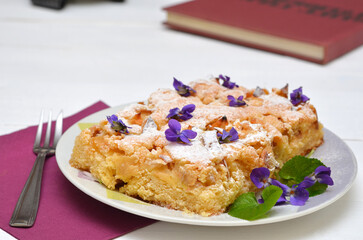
[0,101,156,240]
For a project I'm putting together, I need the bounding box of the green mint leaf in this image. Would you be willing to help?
[278,155,329,197]
[307,182,328,197]
[279,155,324,184]
[228,185,282,220]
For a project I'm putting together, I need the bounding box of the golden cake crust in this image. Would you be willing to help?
[70,78,323,216]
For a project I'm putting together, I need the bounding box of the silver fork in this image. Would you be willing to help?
[9,110,63,228]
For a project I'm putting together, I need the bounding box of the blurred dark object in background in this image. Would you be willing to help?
[32,0,67,9]
[31,0,125,10]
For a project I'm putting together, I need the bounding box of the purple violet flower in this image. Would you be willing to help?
[217,127,239,144]
[300,166,334,189]
[227,95,247,107]
[250,167,271,189]
[166,104,196,121]
[290,87,310,106]
[173,78,196,97]
[165,119,197,144]
[107,114,131,134]
[251,167,310,206]
[219,74,239,89]
[270,179,309,206]
[288,184,310,206]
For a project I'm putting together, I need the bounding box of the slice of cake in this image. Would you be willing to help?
[70,77,323,216]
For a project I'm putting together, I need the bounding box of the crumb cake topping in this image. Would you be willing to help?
[98,80,316,169]
[97,79,320,168]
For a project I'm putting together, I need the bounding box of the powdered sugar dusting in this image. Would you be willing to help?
[165,141,212,164]
[148,88,181,107]
[241,122,270,144]
[221,121,271,153]
[122,117,161,144]
[143,117,158,134]
[164,129,225,164]
[202,130,225,160]
[261,93,291,106]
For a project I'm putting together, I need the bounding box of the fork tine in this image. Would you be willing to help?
[43,111,52,148]
[33,109,44,149]
[53,111,63,147]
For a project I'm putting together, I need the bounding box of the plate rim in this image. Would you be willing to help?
[56,104,358,226]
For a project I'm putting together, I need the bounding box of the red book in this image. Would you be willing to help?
[164,0,363,64]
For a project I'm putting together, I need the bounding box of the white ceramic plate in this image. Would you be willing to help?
[56,104,357,226]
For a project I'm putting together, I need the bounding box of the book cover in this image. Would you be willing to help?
[164,0,363,64]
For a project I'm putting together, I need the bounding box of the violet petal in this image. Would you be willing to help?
[228,127,239,141]
[182,104,196,113]
[221,129,229,140]
[290,186,309,206]
[179,134,191,144]
[271,179,290,195]
[301,94,310,102]
[179,112,193,121]
[250,167,270,189]
[165,129,179,142]
[317,174,334,186]
[173,78,182,90]
[227,95,235,101]
[315,166,331,175]
[168,119,181,134]
[182,129,197,139]
[299,177,316,189]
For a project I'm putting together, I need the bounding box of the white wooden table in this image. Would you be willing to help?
[1,0,362,239]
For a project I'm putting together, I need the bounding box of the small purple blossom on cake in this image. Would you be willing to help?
[106,114,131,134]
[173,78,196,97]
[250,167,271,189]
[290,87,309,106]
[165,119,197,144]
[166,104,196,121]
[227,95,247,107]
[217,127,239,144]
[219,74,239,89]
[299,166,334,188]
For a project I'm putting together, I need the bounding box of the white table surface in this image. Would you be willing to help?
[1,0,362,239]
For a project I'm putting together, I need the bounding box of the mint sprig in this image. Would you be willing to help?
[228,154,334,221]
[278,155,327,197]
[228,185,282,220]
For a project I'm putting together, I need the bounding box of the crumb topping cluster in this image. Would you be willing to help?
[104,76,315,167]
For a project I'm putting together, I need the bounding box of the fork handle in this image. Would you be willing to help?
[9,152,47,227]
